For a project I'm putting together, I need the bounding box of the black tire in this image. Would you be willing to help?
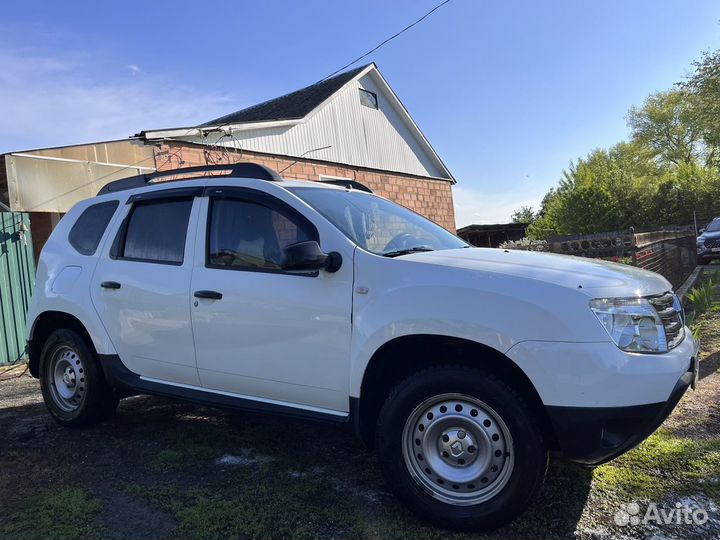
[39,328,118,427]
[375,366,547,531]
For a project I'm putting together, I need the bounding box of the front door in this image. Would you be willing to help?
[190,188,353,412]
[91,191,201,385]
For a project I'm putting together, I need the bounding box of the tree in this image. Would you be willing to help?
[527,170,622,238]
[511,205,535,224]
[524,48,720,240]
[681,49,720,165]
[627,91,702,167]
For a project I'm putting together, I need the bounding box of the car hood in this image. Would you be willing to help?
[698,231,720,242]
[403,248,672,296]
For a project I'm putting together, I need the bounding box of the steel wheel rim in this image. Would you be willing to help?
[402,393,514,506]
[48,346,86,412]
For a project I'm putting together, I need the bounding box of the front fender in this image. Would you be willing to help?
[348,250,608,397]
[349,316,513,397]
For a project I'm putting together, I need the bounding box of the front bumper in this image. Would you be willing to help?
[546,357,696,465]
[698,246,720,262]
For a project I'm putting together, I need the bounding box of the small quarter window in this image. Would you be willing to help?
[359,89,378,109]
[68,200,119,256]
[119,198,193,264]
[208,197,316,271]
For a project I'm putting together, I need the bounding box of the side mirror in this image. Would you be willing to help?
[282,241,342,273]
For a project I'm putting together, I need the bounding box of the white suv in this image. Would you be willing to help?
[26,163,698,530]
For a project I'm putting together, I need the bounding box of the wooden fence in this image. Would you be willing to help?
[503,226,697,289]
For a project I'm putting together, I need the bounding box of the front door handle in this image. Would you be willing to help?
[100,281,121,290]
[194,290,223,300]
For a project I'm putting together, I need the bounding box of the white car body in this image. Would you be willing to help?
[27,168,698,468]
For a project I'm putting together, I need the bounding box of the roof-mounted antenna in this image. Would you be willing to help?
[279,145,332,174]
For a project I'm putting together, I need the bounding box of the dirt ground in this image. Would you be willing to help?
[2,316,720,539]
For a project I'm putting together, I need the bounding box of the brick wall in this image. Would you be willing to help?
[154,142,456,231]
[28,212,54,263]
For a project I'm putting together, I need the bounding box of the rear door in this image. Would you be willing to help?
[90,188,202,385]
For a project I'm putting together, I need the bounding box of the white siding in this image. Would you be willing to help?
[175,71,448,179]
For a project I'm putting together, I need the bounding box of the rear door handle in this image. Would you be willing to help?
[100,281,121,289]
[194,290,222,300]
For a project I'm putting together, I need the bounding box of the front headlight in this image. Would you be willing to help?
[590,297,667,353]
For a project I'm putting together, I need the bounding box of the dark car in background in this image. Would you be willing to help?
[697,218,720,264]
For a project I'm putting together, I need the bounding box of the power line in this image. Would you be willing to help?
[319,0,452,82]
[94,2,453,173]
[7,3,453,208]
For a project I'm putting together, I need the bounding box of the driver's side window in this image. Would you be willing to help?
[207,196,315,271]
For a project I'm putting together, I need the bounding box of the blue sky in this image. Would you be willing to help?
[1,1,719,225]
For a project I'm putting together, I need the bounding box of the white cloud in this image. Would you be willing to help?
[0,49,238,153]
[453,185,541,227]
[127,64,141,76]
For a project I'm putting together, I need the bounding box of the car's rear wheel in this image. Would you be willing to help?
[376,366,547,531]
[39,329,118,427]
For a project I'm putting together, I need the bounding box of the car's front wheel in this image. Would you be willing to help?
[376,366,547,531]
[39,329,118,427]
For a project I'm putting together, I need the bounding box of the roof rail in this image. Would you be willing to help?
[320,179,373,193]
[97,163,283,196]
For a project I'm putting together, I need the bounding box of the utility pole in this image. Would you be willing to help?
[694,210,699,237]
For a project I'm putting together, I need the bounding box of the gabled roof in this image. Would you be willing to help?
[141,64,454,182]
[202,65,369,126]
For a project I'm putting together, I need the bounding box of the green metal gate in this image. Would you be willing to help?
[0,212,35,365]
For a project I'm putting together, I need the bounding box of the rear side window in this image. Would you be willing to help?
[118,198,193,264]
[69,200,119,255]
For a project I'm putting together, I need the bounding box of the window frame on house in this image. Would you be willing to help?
[358,88,379,110]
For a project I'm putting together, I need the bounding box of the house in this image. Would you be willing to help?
[0,63,457,262]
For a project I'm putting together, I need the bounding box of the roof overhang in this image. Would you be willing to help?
[141,118,303,140]
[358,66,455,183]
[457,223,529,234]
[3,147,155,212]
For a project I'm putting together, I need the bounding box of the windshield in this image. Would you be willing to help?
[288,187,468,256]
[707,220,720,232]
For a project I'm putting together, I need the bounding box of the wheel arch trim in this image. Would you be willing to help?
[351,333,558,449]
[27,309,115,378]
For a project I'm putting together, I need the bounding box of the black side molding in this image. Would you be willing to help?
[97,354,348,425]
